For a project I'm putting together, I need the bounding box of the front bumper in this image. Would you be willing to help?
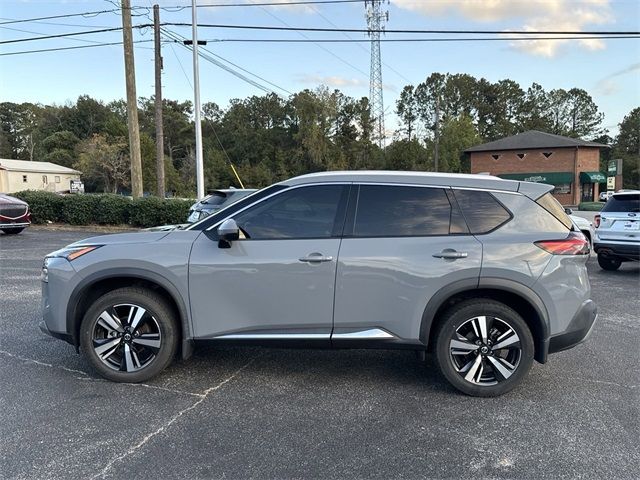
[39,321,73,344]
[593,242,640,261]
[0,221,30,229]
[548,299,598,354]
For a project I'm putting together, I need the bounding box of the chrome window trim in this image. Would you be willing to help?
[202,181,522,233]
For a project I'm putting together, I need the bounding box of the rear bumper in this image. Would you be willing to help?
[593,242,640,260]
[548,299,598,354]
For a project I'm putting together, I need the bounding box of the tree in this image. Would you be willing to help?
[75,134,129,193]
[436,114,481,173]
[613,107,640,189]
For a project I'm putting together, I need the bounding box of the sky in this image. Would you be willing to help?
[1,0,639,137]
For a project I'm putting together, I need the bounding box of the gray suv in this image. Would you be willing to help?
[41,172,596,397]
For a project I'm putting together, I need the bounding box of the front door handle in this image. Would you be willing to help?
[433,250,468,259]
[299,252,334,263]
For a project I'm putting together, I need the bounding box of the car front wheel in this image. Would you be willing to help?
[79,287,178,382]
[435,299,534,397]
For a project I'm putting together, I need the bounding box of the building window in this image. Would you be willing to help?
[22,175,27,182]
[554,183,571,195]
[543,152,553,158]
[491,154,501,160]
[55,176,61,183]
[517,153,527,159]
[42,175,48,184]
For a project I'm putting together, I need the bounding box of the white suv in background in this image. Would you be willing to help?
[594,191,640,270]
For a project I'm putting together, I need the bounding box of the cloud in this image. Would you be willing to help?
[392,0,614,57]
[595,62,640,95]
[300,74,368,88]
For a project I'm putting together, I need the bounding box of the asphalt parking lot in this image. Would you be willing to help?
[1,228,638,479]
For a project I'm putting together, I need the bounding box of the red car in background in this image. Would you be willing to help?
[0,194,31,234]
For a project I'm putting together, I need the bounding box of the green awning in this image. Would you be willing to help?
[580,171,607,183]
[498,172,573,185]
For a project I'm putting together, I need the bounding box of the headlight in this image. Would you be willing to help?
[48,245,103,261]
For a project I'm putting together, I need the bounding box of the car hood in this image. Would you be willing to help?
[70,231,171,246]
[0,194,28,206]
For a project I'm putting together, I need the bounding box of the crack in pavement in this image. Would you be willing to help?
[90,354,260,480]
[0,348,206,397]
[0,349,89,378]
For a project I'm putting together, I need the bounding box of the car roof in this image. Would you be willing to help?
[280,170,552,198]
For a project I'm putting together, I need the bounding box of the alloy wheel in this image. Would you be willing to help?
[91,303,162,373]
[449,315,522,386]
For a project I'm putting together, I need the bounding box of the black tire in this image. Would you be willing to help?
[597,253,621,271]
[2,228,24,235]
[79,287,178,382]
[434,299,534,397]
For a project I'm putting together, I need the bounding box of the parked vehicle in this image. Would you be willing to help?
[187,189,256,223]
[599,191,610,202]
[41,171,596,397]
[593,191,640,270]
[0,193,31,234]
[566,209,593,247]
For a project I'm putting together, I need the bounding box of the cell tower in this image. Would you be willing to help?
[365,0,388,148]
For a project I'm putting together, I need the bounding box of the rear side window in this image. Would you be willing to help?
[453,189,512,234]
[353,185,451,237]
[602,194,640,213]
[535,192,572,230]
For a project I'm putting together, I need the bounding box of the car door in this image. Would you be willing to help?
[332,184,483,343]
[188,183,350,341]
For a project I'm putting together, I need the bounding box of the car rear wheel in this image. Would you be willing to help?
[597,253,621,271]
[79,287,178,383]
[1,228,24,235]
[435,299,534,397]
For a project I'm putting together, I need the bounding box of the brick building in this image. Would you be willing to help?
[465,130,608,206]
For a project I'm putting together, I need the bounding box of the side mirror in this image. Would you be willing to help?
[217,218,239,248]
[564,207,573,215]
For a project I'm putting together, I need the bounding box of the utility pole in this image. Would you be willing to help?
[121,0,143,197]
[191,0,205,200]
[434,94,440,172]
[365,0,388,149]
[153,4,165,198]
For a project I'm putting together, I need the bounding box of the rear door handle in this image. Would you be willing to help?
[299,252,334,263]
[433,250,468,259]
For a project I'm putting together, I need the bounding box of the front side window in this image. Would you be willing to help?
[352,185,451,237]
[233,185,345,240]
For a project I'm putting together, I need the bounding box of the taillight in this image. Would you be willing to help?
[534,231,590,255]
[594,214,601,228]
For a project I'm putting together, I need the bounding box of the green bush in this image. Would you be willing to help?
[95,194,130,225]
[578,202,603,211]
[61,194,100,225]
[12,191,193,227]
[12,190,64,224]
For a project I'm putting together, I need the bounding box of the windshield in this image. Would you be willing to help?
[602,194,640,213]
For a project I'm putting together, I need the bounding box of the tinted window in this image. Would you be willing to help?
[353,185,451,237]
[602,194,640,213]
[534,192,572,230]
[454,189,512,234]
[189,185,285,231]
[233,185,345,240]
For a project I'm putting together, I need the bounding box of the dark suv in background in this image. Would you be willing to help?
[41,172,596,397]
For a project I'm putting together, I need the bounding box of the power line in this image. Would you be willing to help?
[203,35,640,43]
[0,40,154,57]
[0,1,361,26]
[0,27,124,45]
[164,23,640,35]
